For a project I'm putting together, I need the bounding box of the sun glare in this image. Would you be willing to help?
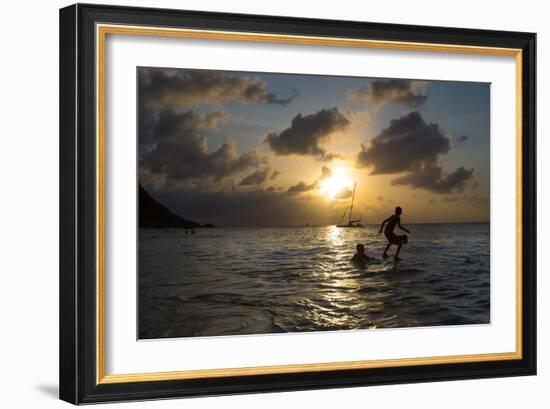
[319,168,352,199]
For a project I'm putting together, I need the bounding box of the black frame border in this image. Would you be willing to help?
[60,3,536,404]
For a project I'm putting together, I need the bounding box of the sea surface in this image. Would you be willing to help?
[139,224,490,339]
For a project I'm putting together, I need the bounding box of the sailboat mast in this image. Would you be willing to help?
[340,208,348,225]
[349,182,356,224]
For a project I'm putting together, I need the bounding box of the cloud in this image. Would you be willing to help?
[348,79,428,109]
[391,165,474,193]
[265,89,300,106]
[239,167,279,186]
[265,108,350,160]
[139,108,228,151]
[357,111,450,174]
[287,181,317,194]
[320,165,332,180]
[139,68,299,109]
[357,111,475,194]
[140,109,265,183]
[287,166,333,194]
[334,187,353,199]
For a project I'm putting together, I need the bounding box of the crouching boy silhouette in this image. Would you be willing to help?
[379,206,410,261]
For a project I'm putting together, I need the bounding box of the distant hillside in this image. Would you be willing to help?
[139,184,213,228]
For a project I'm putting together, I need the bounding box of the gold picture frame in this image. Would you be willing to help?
[60,4,536,404]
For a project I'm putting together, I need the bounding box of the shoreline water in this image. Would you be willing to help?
[139,223,490,339]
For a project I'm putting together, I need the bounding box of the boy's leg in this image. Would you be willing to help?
[394,243,403,261]
[383,243,391,259]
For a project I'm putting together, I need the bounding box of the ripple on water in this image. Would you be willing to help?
[139,224,490,338]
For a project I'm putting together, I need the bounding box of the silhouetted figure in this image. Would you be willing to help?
[351,243,373,264]
[191,230,195,235]
[379,206,410,261]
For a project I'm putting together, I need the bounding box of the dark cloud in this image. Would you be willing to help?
[357,111,475,194]
[139,68,298,109]
[139,108,228,152]
[239,167,279,186]
[391,165,474,193]
[265,108,349,160]
[286,165,335,194]
[265,89,300,106]
[140,109,265,183]
[287,181,317,194]
[357,111,450,174]
[348,79,428,109]
[320,166,332,180]
[456,135,469,143]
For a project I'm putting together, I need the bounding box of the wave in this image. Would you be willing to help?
[139,224,490,338]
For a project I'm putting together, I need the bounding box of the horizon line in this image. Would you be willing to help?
[144,221,490,229]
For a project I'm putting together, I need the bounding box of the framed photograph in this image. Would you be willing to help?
[59,3,536,404]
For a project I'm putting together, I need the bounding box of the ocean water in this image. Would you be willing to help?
[139,224,490,339]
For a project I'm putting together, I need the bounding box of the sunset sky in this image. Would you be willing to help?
[138,67,490,227]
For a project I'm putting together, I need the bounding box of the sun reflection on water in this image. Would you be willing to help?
[139,224,491,338]
[326,225,344,248]
[293,226,372,329]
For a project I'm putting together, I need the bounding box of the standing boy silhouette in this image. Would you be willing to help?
[379,206,410,261]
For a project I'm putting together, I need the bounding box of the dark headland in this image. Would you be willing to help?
[139,184,214,228]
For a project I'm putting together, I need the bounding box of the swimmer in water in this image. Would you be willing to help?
[351,243,373,264]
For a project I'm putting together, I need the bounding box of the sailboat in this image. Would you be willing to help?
[336,182,364,228]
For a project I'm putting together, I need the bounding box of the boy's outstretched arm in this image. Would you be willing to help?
[398,222,410,234]
[379,217,389,234]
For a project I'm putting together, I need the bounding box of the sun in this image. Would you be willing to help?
[319,168,352,199]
